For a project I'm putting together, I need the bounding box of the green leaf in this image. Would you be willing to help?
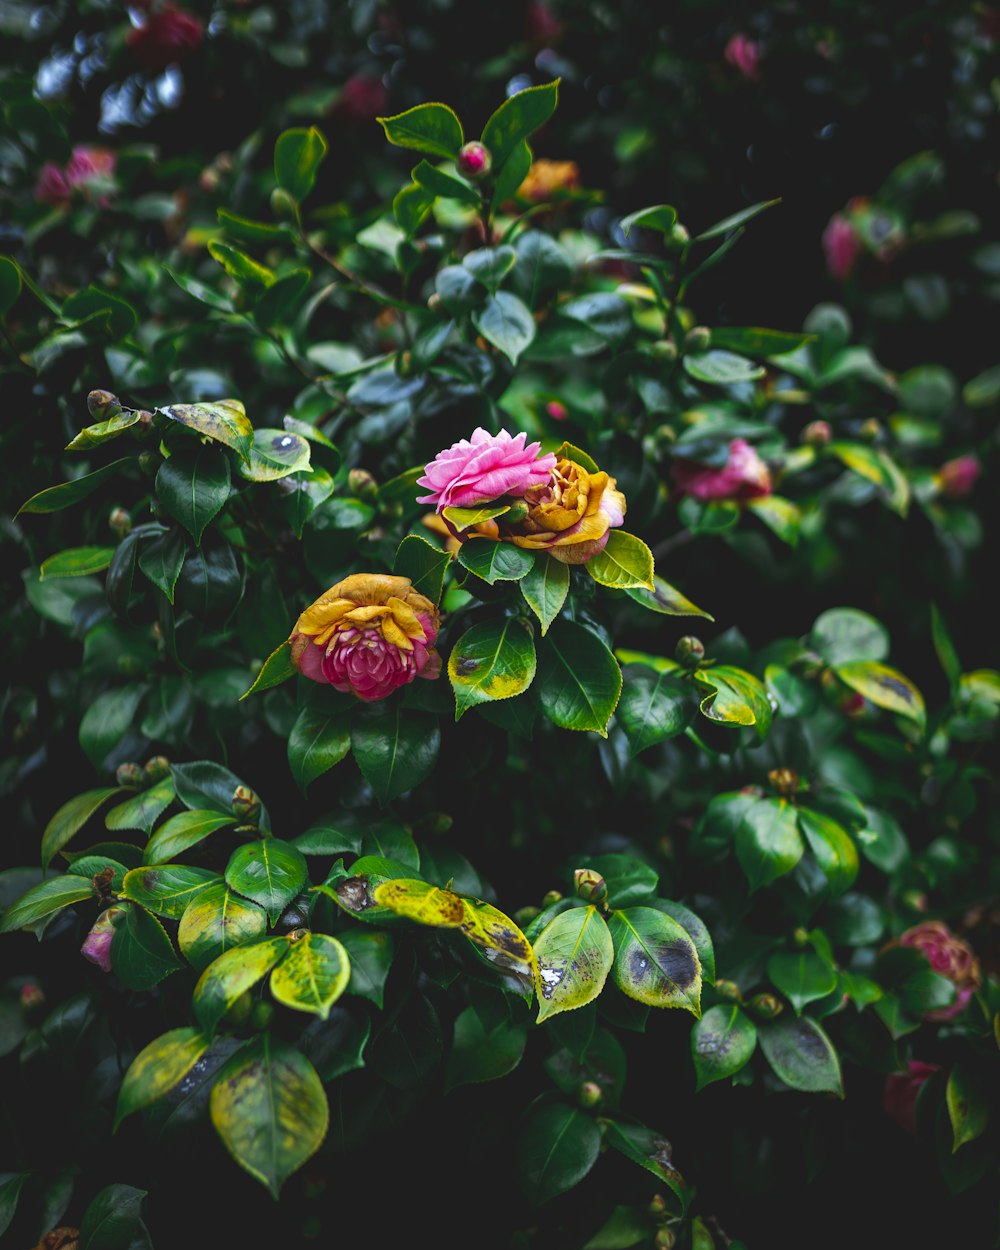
[79,686,144,767]
[511,231,573,304]
[393,181,435,236]
[464,246,518,291]
[691,1004,757,1090]
[412,159,481,205]
[695,198,781,241]
[472,291,536,363]
[67,855,127,893]
[767,950,837,1013]
[393,534,452,604]
[758,1015,844,1096]
[601,1123,689,1208]
[120,865,220,918]
[351,703,440,806]
[225,839,308,924]
[288,708,351,794]
[809,607,889,666]
[171,761,268,827]
[537,620,622,737]
[620,204,678,238]
[207,241,275,290]
[143,810,236,865]
[193,938,289,1035]
[559,293,631,346]
[241,640,296,699]
[137,526,187,602]
[946,1065,989,1152]
[254,268,313,329]
[166,267,235,312]
[178,883,268,972]
[585,530,655,591]
[339,928,394,1008]
[238,428,311,482]
[695,665,772,737]
[156,449,231,544]
[624,574,714,619]
[518,1101,600,1206]
[378,103,464,159]
[481,80,559,170]
[457,538,535,584]
[158,400,253,465]
[745,495,800,546]
[519,555,569,635]
[63,285,138,340]
[218,208,292,242]
[270,932,351,1019]
[735,798,804,892]
[834,661,926,729]
[828,442,910,516]
[608,907,701,1014]
[39,545,115,580]
[930,603,962,694]
[0,255,23,316]
[617,668,694,754]
[274,126,328,201]
[65,408,143,451]
[797,808,859,896]
[533,905,614,1023]
[0,1171,28,1239]
[552,440,599,473]
[110,904,183,990]
[0,875,94,933]
[18,457,133,516]
[683,350,765,385]
[115,1027,210,1129]
[448,617,536,720]
[710,326,814,356]
[210,1035,328,1198]
[442,501,512,530]
[41,787,121,867]
[78,1183,147,1250]
[492,138,533,211]
[445,996,527,1092]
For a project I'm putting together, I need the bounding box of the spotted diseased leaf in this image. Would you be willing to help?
[193,938,290,1036]
[533,905,614,1023]
[115,1027,210,1129]
[735,798,804,892]
[602,1121,691,1211]
[120,865,221,918]
[225,839,308,924]
[269,932,351,1019]
[238,429,311,483]
[373,878,466,927]
[758,1015,844,1096]
[459,898,537,989]
[210,1035,328,1198]
[691,1004,758,1090]
[159,400,253,466]
[519,555,569,635]
[448,617,536,719]
[608,907,702,1015]
[178,883,268,972]
[585,531,655,591]
[834,661,926,729]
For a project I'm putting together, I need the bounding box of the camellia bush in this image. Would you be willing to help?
[1,47,998,1250]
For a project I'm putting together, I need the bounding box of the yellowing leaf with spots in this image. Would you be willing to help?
[834,660,926,729]
[115,1026,210,1129]
[532,904,614,1023]
[372,877,466,927]
[269,931,351,1019]
[210,1034,328,1198]
[448,617,537,720]
[608,907,702,1016]
[459,897,538,989]
[158,399,253,465]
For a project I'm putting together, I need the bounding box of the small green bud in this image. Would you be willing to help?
[270,187,298,220]
[251,1001,274,1030]
[20,983,46,1013]
[578,1080,603,1109]
[669,222,690,248]
[675,635,705,667]
[144,756,171,783]
[514,905,540,926]
[654,1228,677,1250]
[456,141,492,181]
[115,763,144,789]
[714,979,743,1002]
[425,811,453,835]
[647,1194,668,1219]
[87,389,120,419]
[649,338,678,362]
[427,291,444,313]
[802,419,831,448]
[541,889,563,908]
[348,468,378,499]
[574,868,608,905]
[767,767,800,798]
[232,785,261,825]
[684,325,712,353]
[505,500,530,524]
[792,927,810,948]
[109,507,132,539]
[859,417,882,443]
[747,992,784,1020]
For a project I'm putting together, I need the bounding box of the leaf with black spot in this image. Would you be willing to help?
[608,907,702,1015]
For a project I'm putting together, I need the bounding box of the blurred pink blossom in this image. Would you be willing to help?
[822,213,862,280]
[724,33,762,80]
[883,1060,939,1135]
[671,438,772,503]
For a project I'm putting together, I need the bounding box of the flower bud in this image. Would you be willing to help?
[541,889,563,908]
[801,420,831,448]
[109,507,132,539]
[271,187,299,219]
[81,906,126,973]
[545,400,568,421]
[87,389,119,419]
[675,636,705,668]
[232,786,261,825]
[684,325,712,353]
[424,811,453,835]
[793,927,810,947]
[649,338,678,362]
[252,1002,274,1030]
[131,409,156,440]
[578,1080,603,1109]
[654,1229,677,1250]
[20,983,46,1013]
[505,499,530,524]
[348,468,378,499]
[427,292,444,313]
[143,756,171,783]
[901,890,928,913]
[938,456,980,500]
[859,417,882,443]
[115,763,144,789]
[714,979,742,1002]
[574,868,608,905]
[456,141,492,181]
[767,768,800,797]
[669,223,690,248]
[138,450,161,477]
[514,905,541,926]
[747,993,784,1019]
[647,1194,668,1218]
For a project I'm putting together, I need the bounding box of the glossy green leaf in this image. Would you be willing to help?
[620,204,678,238]
[41,787,121,867]
[143,810,235,865]
[110,904,183,990]
[66,408,143,451]
[518,1101,600,1206]
[559,293,631,346]
[210,1035,328,1198]
[617,667,694,754]
[684,350,765,385]
[510,231,573,303]
[105,777,175,834]
[472,291,536,363]
[158,400,253,465]
[78,686,143,767]
[448,617,536,719]
[115,1027,209,1129]
[241,640,296,699]
[492,138,532,210]
[167,267,235,312]
[828,442,910,516]
[270,931,351,1019]
[835,661,926,728]
[446,996,527,1092]
[0,1171,27,1239]
[137,526,187,602]
[339,928,394,1008]
[0,874,94,933]
[519,555,569,635]
[537,621,622,737]
[695,198,781,241]
[534,905,614,1023]
[481,80,559,170]
[351,703,440,805]
[691,1004,757,1090]
[393,181,434,235]
[946,1065,989,1152]
[441,501,512,530]
[378,102,463,158]
[207,240,275,289]
[810,608,889,666]
[282,464,335,537]
[457,538,534,584]
[412,159,480,204]
[393,535,452,604]
[695,665,772,737]
[120,865,220,918]
[735,798,804,892]
[225,839,308,924]
[238,428,311,482]
[710,326,813,355]
[464,246,518,291]
[274,126,327,200]
[178,883,268,971]
[600,1122,689,1209]
[797,807,859,896]
[288,707,351,794]
[67,855,127,893]
[156,449,231,544]
[78,1183,148,1250]
[193,938,289,1035]
[758,1015,843,1096]
[767,950,837,1013]
[608,907,701,1014]
[171,761,264,823]
[585,530,655,591]
[39,545,116,581]
[18,458,132,515]
[624,574,714,619]
[0,255,23,316]
[746,495,800,546]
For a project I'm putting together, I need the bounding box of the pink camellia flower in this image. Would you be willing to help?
[80,906,126,973]
[417,428,557,512]
[35,162,71,207]
[671,438,772,503]
[822,213,862,280]
[724,33,762,80]
[35,145,116,207]
[289,574,441,702]
[938,455,980,499]
[883,1060,940,1135]
[896,920,981,1020]
[127,3,204,73]
[339,73,389,122]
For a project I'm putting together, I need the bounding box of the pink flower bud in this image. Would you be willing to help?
[724,33,763,80]
[671,438,772,503]
[802,420,832,447]
[81,907,126,973]
[883,1060,939,1135]
[822,214,862,281]
[544,401,568,421]
[456,142,492,181]
[938,456,980,499]
[340,73,389,122]
[895,920,981,1020]
[417,428,557,512]
[34,162,71,207]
